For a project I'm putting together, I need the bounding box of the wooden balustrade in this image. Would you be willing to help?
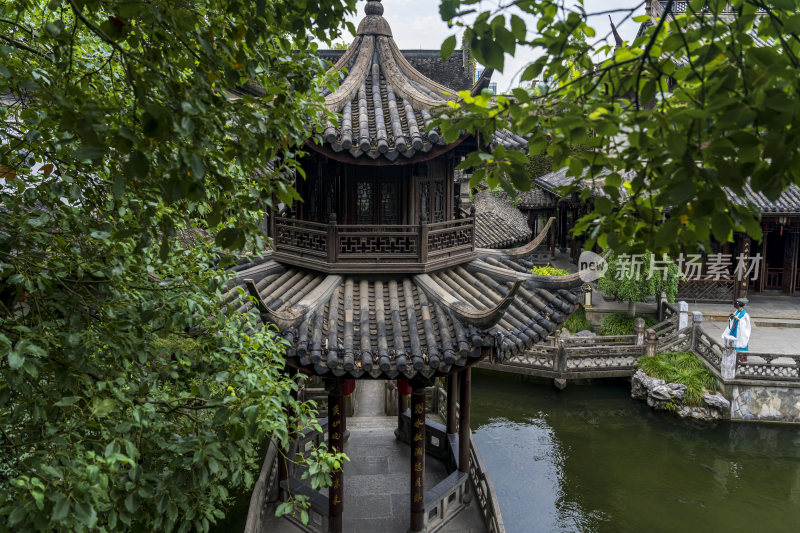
[273,216,476,273]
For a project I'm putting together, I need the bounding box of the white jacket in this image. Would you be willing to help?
[722,310,751,349]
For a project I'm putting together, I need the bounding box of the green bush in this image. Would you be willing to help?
[637,352,720,406]
[563,305,593,334]
[598,312,657,336]
[530,264,570,276]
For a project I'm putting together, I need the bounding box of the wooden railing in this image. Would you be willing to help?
[273,216,476,273]
[677,279,735,303]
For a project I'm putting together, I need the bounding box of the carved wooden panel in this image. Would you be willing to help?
[428,226,474,252]
[276,225,327,253]
[433,179,445,222]
[356,181,373,224]
[339,235,418,255]
[380,181,400,225]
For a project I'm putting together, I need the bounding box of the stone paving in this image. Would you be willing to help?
[261,379,487,532]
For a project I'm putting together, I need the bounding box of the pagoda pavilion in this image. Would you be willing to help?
[229,2,583,531]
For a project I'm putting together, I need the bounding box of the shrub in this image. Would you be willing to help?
[563,305,593,334]
[530,264,570,276]
[637,352,720,405]
[598,312,657,336]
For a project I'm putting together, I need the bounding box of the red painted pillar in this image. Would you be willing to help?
[410,381,426,532]
[397,379,412,431]
[328,379,345,533]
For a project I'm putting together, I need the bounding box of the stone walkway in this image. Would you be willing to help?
[261,380,487,532]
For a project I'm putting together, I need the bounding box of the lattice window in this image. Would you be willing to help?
[433,179,445,222]
[380,182,399,225]
[419,182,429,222]
[356,181,373,224]
[307,179,319,222]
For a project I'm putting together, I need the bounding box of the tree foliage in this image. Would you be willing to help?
[437,0,800,255]
[598,251,681,314]
[0,0,355,531]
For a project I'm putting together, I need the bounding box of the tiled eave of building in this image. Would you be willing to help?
[473,190,533,249]
[225,221,582,380]
[316,4,528,162]
[536,167,800,216]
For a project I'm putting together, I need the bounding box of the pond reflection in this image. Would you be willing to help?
[471,371,800,533]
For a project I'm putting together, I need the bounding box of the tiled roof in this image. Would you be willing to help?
[725,184,800,215]
[319,0,527,161]
[537,167,800,215]
[226,226,581,380]
[510,188,558,209]
[473,190,532,249]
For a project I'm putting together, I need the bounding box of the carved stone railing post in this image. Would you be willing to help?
[721,336,737,381]
[657,292,667,321]
[678,301,689,330]
[691,311,703,350]
[645,328,657,357]
[327,212,338,264]
[419,213,429,264]
[634,318,645,346]
[553,334,567,389]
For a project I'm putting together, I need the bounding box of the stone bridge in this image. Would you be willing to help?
[476,301,800,422]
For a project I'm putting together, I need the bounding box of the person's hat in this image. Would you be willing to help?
[735,298,748,306]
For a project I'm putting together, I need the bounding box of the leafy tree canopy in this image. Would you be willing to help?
[598,250,681,315]
[436,0,800,255]
[1,0,355,531]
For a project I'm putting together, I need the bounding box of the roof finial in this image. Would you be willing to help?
[365,0,384,16]
[609,16,623,49]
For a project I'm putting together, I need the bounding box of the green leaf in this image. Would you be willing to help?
[92,398,116,417]
[215,227,244,249]
[8,352,24,370]
[51,495,70,521]
[440,35,457,60]
[74,147,105,161]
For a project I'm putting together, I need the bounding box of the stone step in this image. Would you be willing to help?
[347,416,397,431]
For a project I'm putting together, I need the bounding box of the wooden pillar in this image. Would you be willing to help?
[419,213,429,264]
[558,204,568,254]
[327,212,338,264]
[446,374,457,434]
[397,379,411,431]
[458,368,471,478]
[550,212,557,258]
[736,235,751,303]
[410,382,426,533]
[327,379,345,533]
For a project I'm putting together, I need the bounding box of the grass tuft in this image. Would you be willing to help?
[598,312,657,336]
[637,352,719,406]
[563,305,593,334]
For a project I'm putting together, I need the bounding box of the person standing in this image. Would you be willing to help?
[722,298,751,360]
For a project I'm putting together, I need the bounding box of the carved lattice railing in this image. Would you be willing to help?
[677,279,735,303]
[736,355,800,382]
[693,328,724,373]
[273,216,476,272]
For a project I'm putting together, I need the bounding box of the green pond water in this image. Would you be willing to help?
[470,371,800,533]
